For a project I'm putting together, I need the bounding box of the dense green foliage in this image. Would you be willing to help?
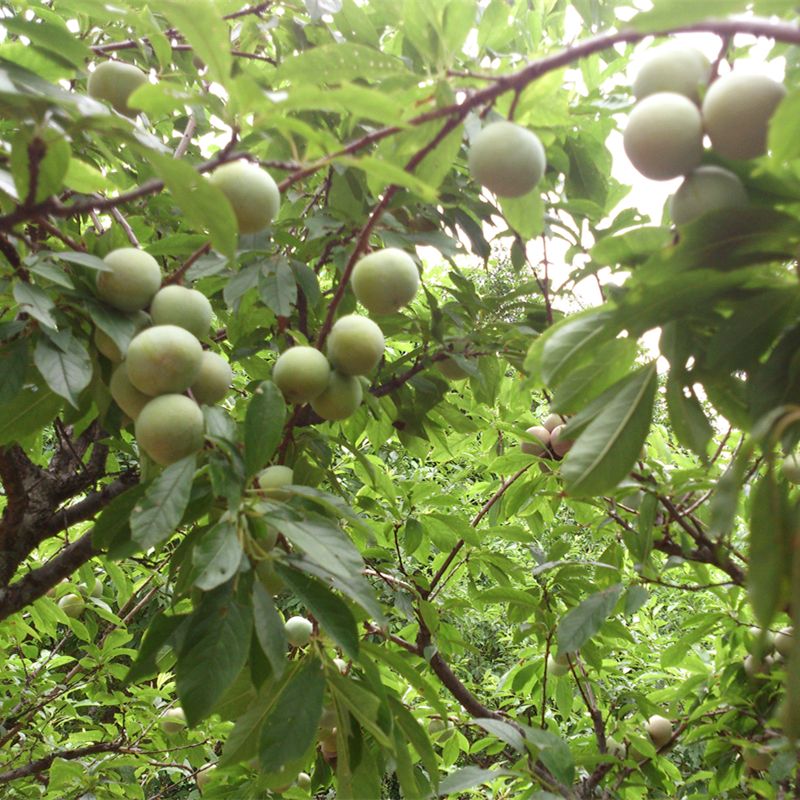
[1,1,800,798]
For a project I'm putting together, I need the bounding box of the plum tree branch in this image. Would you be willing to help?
[0,740,127,784]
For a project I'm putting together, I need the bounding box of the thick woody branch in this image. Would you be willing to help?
[0,740,127,784]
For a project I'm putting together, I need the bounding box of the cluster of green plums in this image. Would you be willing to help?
[96,248,233,466]
[623,43,786,225]
[521,412,573,459]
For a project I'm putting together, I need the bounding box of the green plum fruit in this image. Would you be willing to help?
[96,248,162,312]
[58,593,85,619]
[646,714,672,748]
[134,394,205,466]
[296,772,311,790]
[547,653,569,677]
[94,310,150,363]
[670,166,748,226]
[257,465,293,498]
[207,161,280,234]
[468,120,546,197]
[747,625,775,656]
[248,517,279,550]
[605,736,626,759]
[110,363,151,420]
[284,615,313,647]
[150,285,213,339]
[351,248,420,315]
[702,72,786,160]
[550,424,573,457]
[159,707,186,735]
[521,425,550,456]
[311,371,363,421]
[87,60,147,116]
[126,325,203,396]
[435,356,470,381]
[326,315,384,376]
[633,43,710,104]
[775,626,793,658]
[623,92,703,180]
[542,412,566,432]
[744,652,773,678]
[782,453,800,484]
[190,351,233,405]
[272,346,331,404]
[196,764,216,793]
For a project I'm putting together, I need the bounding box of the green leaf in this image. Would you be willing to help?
[561,364,657,496]
[522,726,575,785]
[557,584,623,653]
[499,190,544,240]
[10,130,70,203]
[131,456,196,551]
[0,385,62,445]
[769,89,800,163]
[749,470,791,628]
[33,334,92,408]
[277,43,407,84]
[220,680,274,767]
[147,152,237,258]
[14,283,57,329]
[158,0,232,85]
[0,339,28,404]
[92,484,146,551]
[252,581,287,677]
[473,718,525,752]
[633,0,751,30]
[665,376,713,462]
[438,766,503,796]
[339,154,438,203]
[125,612,188,684]
[193,518,243,591]
[177,582,253,726]
[244,381,286,478]
[259,656,325,772]
[259,258,297,318]
[276,565,359,659]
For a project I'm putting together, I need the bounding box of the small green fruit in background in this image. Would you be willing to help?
[272,346,331,404]
[468,120,546,197]
[58,593,85,619]
[284,615,313,647]
[326,315,385,376]
[96,248,162,312]
[645,714,672,748]
[605,736,626,759]
[744,652,773,678]
[351,248,420,315]
[195,764,216,793]
[126,325,203,396]
[632,43,710,104]
[623,92,703,180]
[207,161,280,234]
[110,363,151,421]
[87,60,147,116]
[150,285,213,339]
[521,425,550,456]
[702,72,786,160]
[782,454,800,484]
[774,626,793,658]
[435,356,470,381]
[159,707,186,735]
[134,394,205,466]
[311,371,363,421]
[296,771,312,790]
[257,465,294,498]
[547,653,569,677]
[190,351,233,405]
[669,166,748,226]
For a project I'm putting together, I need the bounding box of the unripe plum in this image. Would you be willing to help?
[623,92,703,180]
[94,310,150,363]
[126,325,203,396]
[87,60,147,116]
[645,714,672,748]
[249,517,279,550]
[744,652,773,678]
[96,248,162,312]
[435,356,470,381]
[110,363,151,420]
[542,412,566,432]
[547,653,569,677]
[747,625,775,656]
[468,120,546,197]
[150,285,213,339]
[58,593,85,619]
[296,771,312,790]
[633,43,710,104]
[311,371,363,421]
[775,626,793,658]
[135,394,205,466]
[670,166,748,226]
[190,351,233,405]
[702,72,786,160]
[159,707,186,735]
[284,615,313,647]
[207,161,280,234]
[550,424,573,457]
[351,248,420,315]
[196,764,216,793]
[327,315,384,376]
[782,453,800,484]
[521,425,550,456]
[605,736,626,759]
[257,465,293,498]
[272,346,331,404]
